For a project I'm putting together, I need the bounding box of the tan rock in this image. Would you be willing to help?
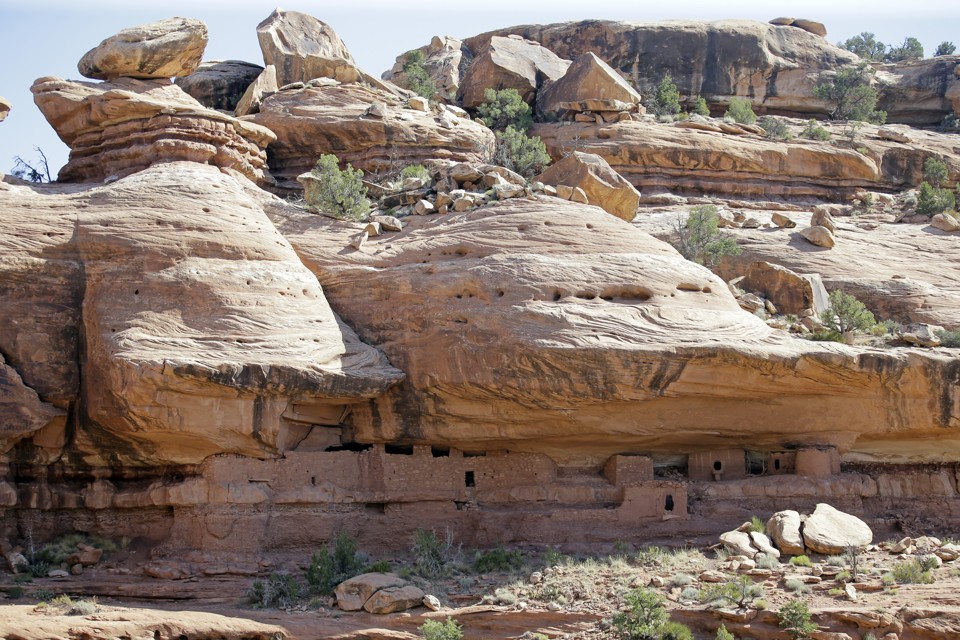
[931,213,960,232]
[78,17,208,80]
[539,52,642,115]
[251,83,493,187]
[935,543,960,561]
[767,510,805,555]
[811,208,838,233]
[802,503,872,554]
[31,76,275,185]
[174,60,264,112]
[363,584,427,614]
[570,186,589,205]
[408,96,430,112]
[536,152,639,221]
[371,215,403,232]
[256,9,360,86]
[720,530,757,557]
[66,547,103,567]
[336,573,406,611]
[414,200,435,215]
[0,96,10,122]
[771,212,797,228]
[791,19,827,38]
[458,35,570,108]
[878,127,912,144]
[349,231,368,250]
[234,65,278,117]
[740,261,826,316]
[423,594,442,611]
[699,570,728,582]
[749,531,781,559]
[800,226,836,248]
[898,323,944,347]
[383,36,467,100]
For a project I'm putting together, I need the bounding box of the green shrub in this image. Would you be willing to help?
[814,63,886,123]
[935,41,957,56]
[892,559,935,584]
[419,617,463,640]
[916,182,956,217]
[680,586,701,601]
[937,329,960,348]
[757,554,779,569]
[725,98,757,125]
[305,531,369,595]
[670,573,694,587]
[924,156,949,188]
[400,164,431,181]
[612,588,668,639]
[749,515,765,533]
[399,50,436,99]
[692,96,710,116]
[699,576,764,609]
[778,599,817,639]
[648,75,682,118]
[8,586,24,599]
[789,555,812,567]
[248,572,301,608]
[785,578,811,594]
[29,560,50,578]
[820,290,876,335]
[476,88,533,132]
[493,126,550,179]
[757,115,789,139]
[839,32,888,61]
[32,588,54,602]
[413,528,455,579]
[800,119,831,141]
[636,546,667,568]
[671,204,742,268]
[473,545,523,573]
[716,624,736,640]
[886,37,923,62]
[660,621,694,640]
[306,154,370,221]
[365,559,392,573]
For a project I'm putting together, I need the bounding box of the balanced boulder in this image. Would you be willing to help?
[257,9,360,86]
[78,17,208,80]
[539,51,642,115]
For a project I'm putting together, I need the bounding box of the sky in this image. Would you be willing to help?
[0,0,953,179]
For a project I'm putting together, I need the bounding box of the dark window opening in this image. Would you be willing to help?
[365,503,386,514]
[713,460,722,471]
[465,471,475,487]
[310,476,316,486]
[324,442,372,452]
[455,501,468,511]
[431,447,450,457]
[665,494,674,512]
[463,451,486,458]
[385,444,414,455]
[774,459,781,471]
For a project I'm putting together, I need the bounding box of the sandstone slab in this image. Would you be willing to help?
[539,51,642,115]
[802,503,872,554]
[458,35,569,108]
[363,585,426,614]
[739,261,823,316]
[536,151,639,221]
[175,60,264,111]
[336,573,407,611]
[78,17,208,80]
[235,65,279,116]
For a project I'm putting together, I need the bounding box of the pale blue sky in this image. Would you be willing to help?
[0,0,952,178]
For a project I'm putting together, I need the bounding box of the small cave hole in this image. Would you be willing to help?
[496,290,505,297]
[552,291,562,301]
[365,503,386,514]
[202,207,211,213]
[774,458,781,471]
[703,286,712,293]
[431,447,450,458]
[713,460,722,471]
[385,444,414,455]
[310,476,316,486]
[665,495,674,512]
[465,471,476,487]
[575,292,598,300]
[586,223,594,229]
[134,289,139,295]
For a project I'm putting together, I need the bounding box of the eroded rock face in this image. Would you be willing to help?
[383,36,471,100]
[174,60,264,112]
[0,163,403,466]
[458,35,569,108]
[876,56,960,125]
[251,83,494,186]
[31,76,275,185]
[257,9,359,86]
[78,17,208,80]
[269,197,960,464]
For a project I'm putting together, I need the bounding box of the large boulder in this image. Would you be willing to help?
[363,585,427,614]
[78,17,208,80]
[719,530,758,557]
[0,96,9,123]
[251,83,494,187]
[335,573,407,611]
[256,9,360,86]
[31,76,276,185]
[800,226,836,249]
[174,60,264,111]
[802,503,873,554]
[931,213,960,233]
[383,36,471,100]
[739,261,827,316]
[458,35,569,108]
[536,151,640,221]
[235,65,279,116]
[766,510,805,555]
[538,52,642,115]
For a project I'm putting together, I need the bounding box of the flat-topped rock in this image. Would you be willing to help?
[78,17,208,80]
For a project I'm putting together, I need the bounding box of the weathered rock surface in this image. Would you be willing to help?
[532,120,959,201]
[738,261,827,316]
[336,573,407,611]
[251,83,494,186]
[536,151,639,221]
[931,213,960,232]
[767,510,805,555]
[0,353,65,456]
[800,225,836,248]
[363,585,427,614]
[174,60,264,111]
[234,65,278,116]
[876,55,960,125]
[0,96,10,122]
[0,162,403,466]
[256,9,360,86]
[538,52,642,116]
[383,36,471,100]
[458,35,569,108]
[269,197,960,463]
[78,17,208,80]
[802,503,873,554]
[31,76,275,185]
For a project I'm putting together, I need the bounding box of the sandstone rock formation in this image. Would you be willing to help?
[257,9,360,86]
[234,65,278,116]
[383,36,472,100]
[269,197,960,464]
[175,60,264,111]
[800,225,836,248]
[876,55,960,125]
[78,17,208,80]
[336,573,407,611]
[538,52,642,117]
[251,83,494,187]
[767,510,805,555]
[931,212,960,232]
[0,162,403,466]
[738,261,828,316]
[458,35,569,108]
[769,17,827,38]
[31,76,275,185]
[0,96,9,122]
[535,151,640,221]
[802,503,873,554]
